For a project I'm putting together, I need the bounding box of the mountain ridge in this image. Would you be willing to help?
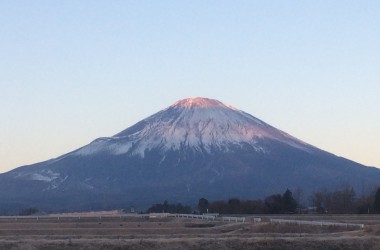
[0,97,379,213]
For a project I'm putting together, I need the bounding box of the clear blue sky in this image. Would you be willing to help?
[1,0,379,173]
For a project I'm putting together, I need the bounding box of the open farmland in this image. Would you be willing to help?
[1,214,380,249]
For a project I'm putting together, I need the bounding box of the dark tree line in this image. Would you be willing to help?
[375,187,380,213]
[147,200,191,214]
[3,186,380,216]
[311,186,380,214]
[199,189,298,214]
[311,187,356,213]
[197,186,380,215]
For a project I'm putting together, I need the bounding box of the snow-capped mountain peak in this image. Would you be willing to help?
[169,97,237,110]
[73,97,312,157]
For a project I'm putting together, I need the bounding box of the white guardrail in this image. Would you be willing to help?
[169,214,247,223]
[253,217,261,223]
[222,216,246,223]
[169,213,216,220]
[0,214,248,223]
[270,218,364,229]
[0,214,150,220]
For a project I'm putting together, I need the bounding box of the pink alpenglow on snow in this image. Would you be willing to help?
[170,97,236,109]
[74,97,312,157]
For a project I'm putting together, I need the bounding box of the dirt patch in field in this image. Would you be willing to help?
[250,222,358,234]
[185,223,216,228]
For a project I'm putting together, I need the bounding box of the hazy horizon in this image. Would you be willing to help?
[1,1,379,173]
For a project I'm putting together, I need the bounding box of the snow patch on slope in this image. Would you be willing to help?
[30,173,55,182]
[15,169,61,183]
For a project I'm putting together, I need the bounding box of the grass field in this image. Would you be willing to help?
[1,214,380,249]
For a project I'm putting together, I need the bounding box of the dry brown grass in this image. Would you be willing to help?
[2,237,380,250]
[0,215,379,249]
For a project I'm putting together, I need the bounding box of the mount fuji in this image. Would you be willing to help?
[1,97,379,212]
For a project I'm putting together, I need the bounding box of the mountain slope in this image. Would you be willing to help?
[0,97,379,213]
